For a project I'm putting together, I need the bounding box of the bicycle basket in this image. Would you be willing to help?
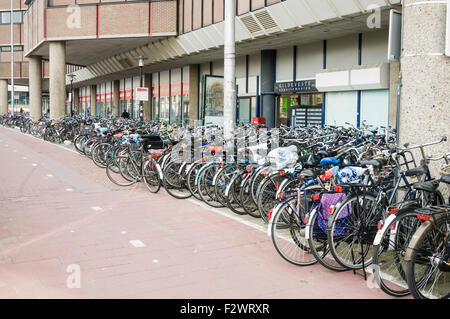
[314,193,352,237]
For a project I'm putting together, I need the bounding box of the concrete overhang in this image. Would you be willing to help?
[69,6,398,88]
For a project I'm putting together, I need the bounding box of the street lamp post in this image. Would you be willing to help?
[67,73,75,116]
[137,56,144,122]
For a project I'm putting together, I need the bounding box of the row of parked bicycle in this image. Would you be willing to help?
[1,112,449,299]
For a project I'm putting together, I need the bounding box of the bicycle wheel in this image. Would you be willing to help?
[406,214,450,299]
[163,161,191,199]
[372,208,421,297]
[106,156,138,186]
[214,164,239,207]
[257,173,286,223]
[307,204,349,272]
[143,159,161,193]
[197,162,224,208]
[92,142,112,168]
[186,161,204,200]
[270,196,316,266]
[239,173,260,218]
[224,172,247,215]
[327,192,378,270]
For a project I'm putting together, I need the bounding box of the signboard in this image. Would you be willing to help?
[388,10,402,61]
[274,80,317,94]
[134,87,149,101]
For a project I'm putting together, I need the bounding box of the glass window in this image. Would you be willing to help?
[1,12,10,24]
[151,96,158,120]
[171,95,181,124]
[360,89,389,129]
[182,95,189,126]
[160,96,169,122]
[239,98,251,123]
[13,11,23,24]
[325,91,358,127]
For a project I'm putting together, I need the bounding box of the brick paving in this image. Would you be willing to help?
[0,126,396,299]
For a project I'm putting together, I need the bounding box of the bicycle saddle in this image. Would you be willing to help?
[441,174,450,184]
[299,169,315,178]
[404,167,427,177]
[319,157,340,166]
[413,180,439,193]
[360,159,382,168]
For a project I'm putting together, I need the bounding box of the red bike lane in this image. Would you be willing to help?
[0,126,395,299]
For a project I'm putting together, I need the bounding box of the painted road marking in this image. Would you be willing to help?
[121,231,127,234]
[32,163,38,167]
[129,240,145,248]
[153,259,159,263]
[91,206,103,211]
[47,174,53,177]
[66,188,74,192]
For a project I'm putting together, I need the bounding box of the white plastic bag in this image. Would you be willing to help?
[267,145,298,170]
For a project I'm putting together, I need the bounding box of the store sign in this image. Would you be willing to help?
[274,80,317,94]
[134,87,149,101]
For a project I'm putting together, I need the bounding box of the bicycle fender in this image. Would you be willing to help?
[373,214,397,246]
[267,201,284,237]
[194,162,215,185]
[304,206,319,240]
[178,162,188,175]
[155,162,164,180]
[224,173,239,197]
[404,217,440,262]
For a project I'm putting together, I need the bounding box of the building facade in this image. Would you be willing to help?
[0,0,448,164]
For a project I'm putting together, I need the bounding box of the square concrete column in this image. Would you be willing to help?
[90,85,97,116]
[113,80,120,117]
[400,0,450,195]
[0,80,8,115]
[73,88,79,114]
[260,50,276,128]
[188,64,199,124]
[49,41,66,120]
[143,74,151,121]
[29,56,43,121]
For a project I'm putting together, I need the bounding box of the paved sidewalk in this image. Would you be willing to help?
[0,126,395,299]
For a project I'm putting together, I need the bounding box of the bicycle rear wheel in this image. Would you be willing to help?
[372,208,421,297]
[270,196,316,266]
[406,214,450,299]
[106,156,138,186]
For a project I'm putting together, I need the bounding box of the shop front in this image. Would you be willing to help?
[274,80,323,127]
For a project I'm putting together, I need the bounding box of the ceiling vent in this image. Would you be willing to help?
[240,9,280,37]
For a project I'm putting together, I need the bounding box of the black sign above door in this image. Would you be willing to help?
[274,80,317,94]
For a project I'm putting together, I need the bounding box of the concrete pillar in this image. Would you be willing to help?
[49,41,66,120]
[188,64,199,125]
[73,88,79,115]
[388,61,400,129]
[400,0,450,176]
[29,56,43,121]
[260,50,276,128]
[113,80,120,117]
[143,74,151,121]
[90,85,96,116]
[0,80,8,115]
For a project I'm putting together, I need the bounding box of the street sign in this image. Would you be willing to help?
[388,10,402,61]
[134,87,149,101]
